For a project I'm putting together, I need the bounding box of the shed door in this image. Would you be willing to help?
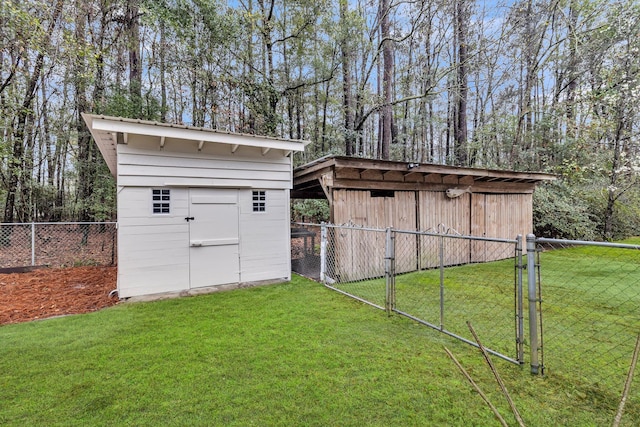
[188,188,240,288]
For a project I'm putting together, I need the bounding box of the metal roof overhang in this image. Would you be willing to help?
[82,114,310,177]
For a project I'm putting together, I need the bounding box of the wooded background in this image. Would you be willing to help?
[1,0,639,240]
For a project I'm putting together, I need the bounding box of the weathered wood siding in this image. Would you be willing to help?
[329,188,533,281]
[479,193,533,238]
[332,189,416,280]
[418,191,471,267]
[470,193,533,262]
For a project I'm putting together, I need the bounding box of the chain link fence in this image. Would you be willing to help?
[0,222,117,269]
[322,225,389,310]
[530,237,640,403]
[291,223,523,363]
[290,225,640,415]
[292,224,640,388]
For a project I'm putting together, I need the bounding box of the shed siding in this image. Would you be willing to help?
[474,193,532,261]
[332,189,417,280]
[333,189,416,229]
[330,189,533,278]
[116,139,295,298]
[117,143,292,189]
[482,193,533,238]
[238,189,291,282]
[418,191,471,234]
[117,187,190,298]
[418,191,471,267]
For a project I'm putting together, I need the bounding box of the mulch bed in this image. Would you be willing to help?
[0,266,118,325]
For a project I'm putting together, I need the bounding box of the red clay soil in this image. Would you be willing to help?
[0,266,118,326]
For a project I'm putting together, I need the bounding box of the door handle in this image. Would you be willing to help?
[185,217,195,222]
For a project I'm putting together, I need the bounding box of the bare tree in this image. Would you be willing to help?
[379,0,393,160]
[127,0,142,118]
[453,0,469,166]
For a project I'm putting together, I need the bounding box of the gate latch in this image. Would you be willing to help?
[185,217,195,222]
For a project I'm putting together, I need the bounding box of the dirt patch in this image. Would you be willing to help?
[0,266,118,325]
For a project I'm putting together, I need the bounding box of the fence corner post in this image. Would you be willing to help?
[527,233,540,375]
[320,222,327,283]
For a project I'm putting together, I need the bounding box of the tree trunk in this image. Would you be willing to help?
[340,0,356,156]
[565,0,578,141]
[454,0,469,166]
[603,117,624,240]
[76,0,94,222]
[379,0,393,160]
[127,0,142,118]
[321,79,330,153]
[261,0,278,136]
[160,20,167,122]
[245,0,256,133]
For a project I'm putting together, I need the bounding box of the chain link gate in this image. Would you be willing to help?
[317,223,524,365]
[391,230,524,365]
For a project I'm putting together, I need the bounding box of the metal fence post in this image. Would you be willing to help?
[385,227,396,315]
[516,234,524,364]
[439,235,445,330]
[31,222,35,266]
[527,233,540,374]
[320,223,327,283]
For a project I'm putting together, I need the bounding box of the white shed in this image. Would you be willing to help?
[82,114,308,299]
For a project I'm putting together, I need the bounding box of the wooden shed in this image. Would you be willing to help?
[83,114,307,298]
[293,156,554,279]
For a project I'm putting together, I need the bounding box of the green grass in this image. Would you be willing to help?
[333,257,520,359]
[1,274,640,426]
[335,238,640,412]
[533,240,640,399]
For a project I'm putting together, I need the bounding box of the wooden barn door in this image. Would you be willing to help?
[188,188,240,288]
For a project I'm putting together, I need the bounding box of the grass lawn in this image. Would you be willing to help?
[332,256,520,361]
[1,274,640,426]
[532,239,640,401]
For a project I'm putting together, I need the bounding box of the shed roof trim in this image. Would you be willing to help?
[295,156,555,182]
[82,114,309,176]
[293,155,555,198]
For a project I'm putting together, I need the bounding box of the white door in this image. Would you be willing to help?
[188,188,240,288]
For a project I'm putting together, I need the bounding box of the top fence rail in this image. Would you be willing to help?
[535,236,640,250]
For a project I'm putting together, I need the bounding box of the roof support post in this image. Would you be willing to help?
[320,173,333,205]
